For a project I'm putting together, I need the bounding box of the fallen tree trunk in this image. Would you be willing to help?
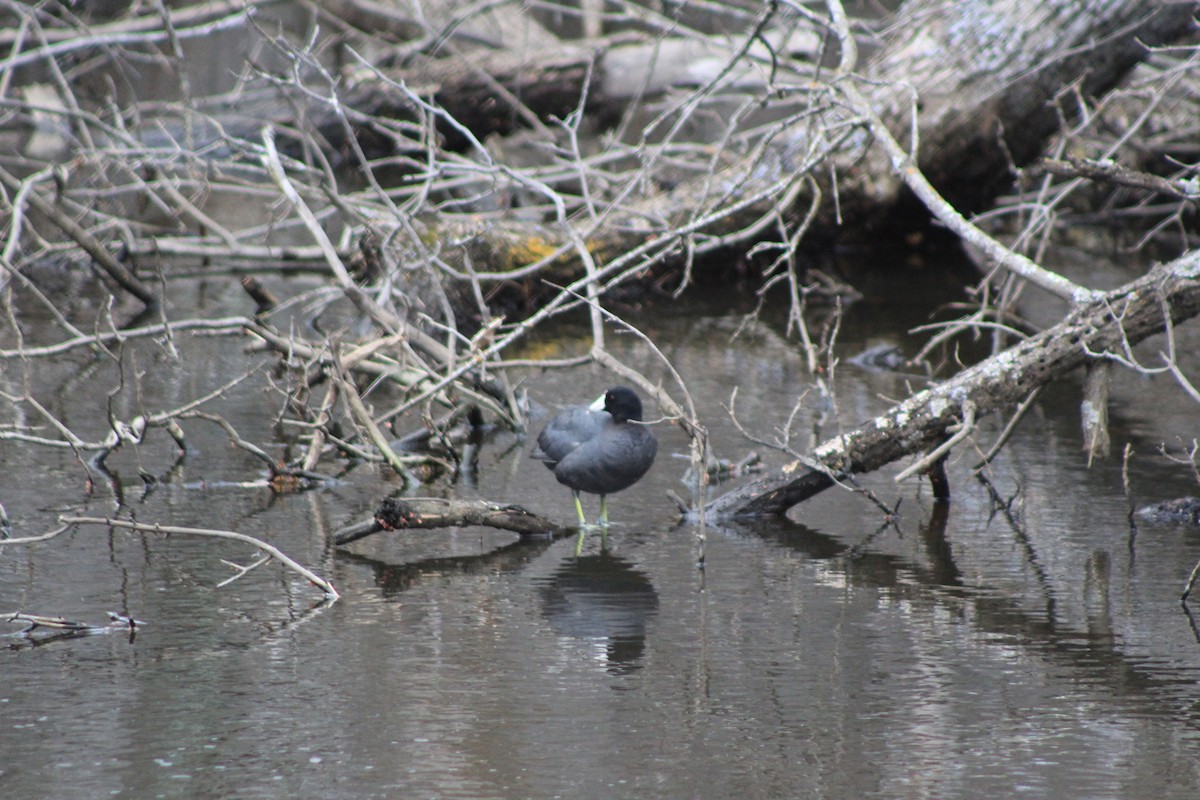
[700,247,1200,520]
[340,27,819,145]
[350,0,1195,280]
[862,0,1200,213]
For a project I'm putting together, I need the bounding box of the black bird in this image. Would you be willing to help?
[533,386,657,527]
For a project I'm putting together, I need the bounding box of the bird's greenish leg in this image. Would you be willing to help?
[572,491,588,528]
[599,495,609,527]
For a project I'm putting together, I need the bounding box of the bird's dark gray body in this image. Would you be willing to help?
[534,387,657,525]
[537,406,656,495]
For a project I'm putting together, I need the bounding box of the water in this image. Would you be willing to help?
[4,258,1200,799]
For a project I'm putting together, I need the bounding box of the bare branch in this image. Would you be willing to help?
[59,515,339,600]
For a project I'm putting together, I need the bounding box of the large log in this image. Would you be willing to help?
[700,247,1200,520]
[863,0,1200,214]
[341,27,819,143]
[348,0,1195,280]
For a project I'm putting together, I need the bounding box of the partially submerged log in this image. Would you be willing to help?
[701,247,1200,520]
[334,496,564,545]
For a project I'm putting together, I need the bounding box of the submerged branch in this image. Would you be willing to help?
[703,247,1200,520]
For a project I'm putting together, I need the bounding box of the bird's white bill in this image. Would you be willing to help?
[588,393,606,411]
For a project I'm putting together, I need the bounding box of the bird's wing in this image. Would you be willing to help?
[534,407,607,465]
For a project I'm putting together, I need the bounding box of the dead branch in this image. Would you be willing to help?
[859,0,1198,213]
[0,164,160,310]
[334,496,563,545]
[333,358,452,482]
[4,612,91,633]
[179,410,335,488]
[0,2,253,64]
[0,316,249,360]
[1,611,142,648]
[338,24,820,147]
[1035,156,1200,201]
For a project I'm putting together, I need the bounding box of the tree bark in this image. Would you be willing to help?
[334,497,564,545]
[864,0,1200,214]
[700,246,1200,520]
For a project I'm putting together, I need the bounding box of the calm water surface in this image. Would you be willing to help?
[3,257,1200,799]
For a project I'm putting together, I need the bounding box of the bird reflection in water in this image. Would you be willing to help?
[538,549,659,675]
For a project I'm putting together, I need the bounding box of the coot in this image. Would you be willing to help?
[533,386,657,527]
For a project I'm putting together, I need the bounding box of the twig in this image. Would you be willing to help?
[334,363,447,481]
[1183,559,1200,604]
[217,554,272,588]
[0,164,160,310]
[895,401,976,482]
[1158,296,1200,405]
[1036,156,1200,201]
[259,127,359,293]
[0,4,254,70]
[0,316,250,359]
[1122,442,1137,533]
[972,387,1041,471]
[0,523,72,547]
